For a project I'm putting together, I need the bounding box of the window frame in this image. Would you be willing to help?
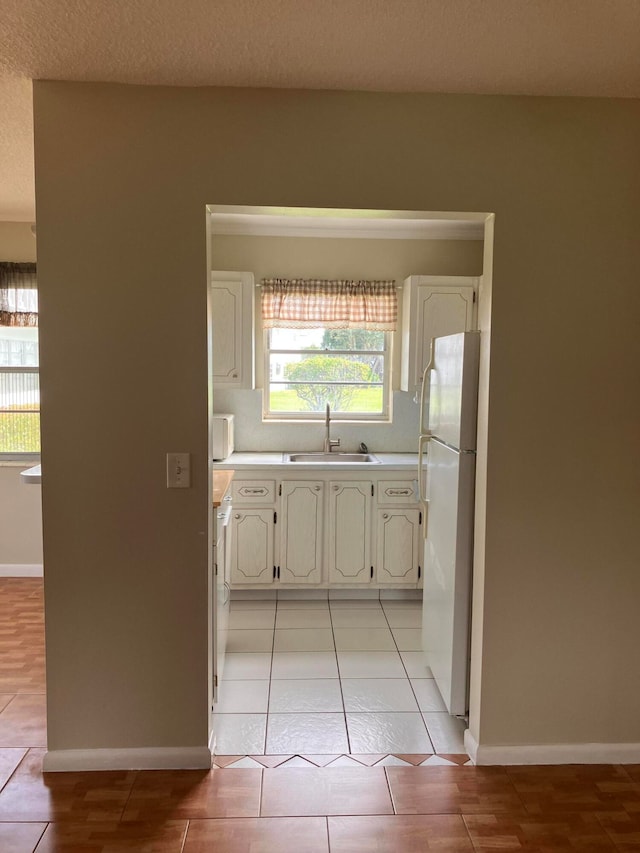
[0,328,40,461]
[262,327,393,422]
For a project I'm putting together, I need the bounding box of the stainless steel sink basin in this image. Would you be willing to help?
[283,452,381,464]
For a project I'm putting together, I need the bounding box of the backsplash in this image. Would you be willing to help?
[213,389,418,453]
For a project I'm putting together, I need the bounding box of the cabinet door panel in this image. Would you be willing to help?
[328,481,372,584]
[231,509,274,584]
[280,481,323,584]
[416,286,474,388]
[376,508,421,584]
[211,280,243,385]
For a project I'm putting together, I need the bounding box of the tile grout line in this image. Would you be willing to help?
[221,598,276,758]
[328,599,351,755]
[618,763,636,784]
[263,600,278,756]
[178,818,190,853]
[0,744,29,796]
[381,602,435,756]
[117,768,140,822]
[593,807,629,850]
[383,766,397,815]
[0,693,20,717]
[382,601,414,685]
[29,821,48,853]
[503,765,532,815]
[458,813,478,849]
[390,609,454,758]
[258,766,265,816]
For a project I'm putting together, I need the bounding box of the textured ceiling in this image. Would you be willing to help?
[1,0,640,221]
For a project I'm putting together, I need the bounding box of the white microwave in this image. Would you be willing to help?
[211,414,235,460]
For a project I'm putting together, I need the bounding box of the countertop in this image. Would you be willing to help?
[19,464,42,484]
[212,452,418,472]
[22,456,415,494]
[212,470,234,506]
[21,465,238,504]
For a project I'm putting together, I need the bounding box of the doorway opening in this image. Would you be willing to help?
[207,205,494,767]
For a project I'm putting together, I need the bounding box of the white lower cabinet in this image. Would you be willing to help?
[212,486,232,706]
[279,480,324,584]
[328,481,372,584]
[375,508,422,585]
[227,470,420,589]
[230,508,275,584]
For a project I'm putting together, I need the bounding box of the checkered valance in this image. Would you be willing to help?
[0,263,38,327]
[261,279,397,330]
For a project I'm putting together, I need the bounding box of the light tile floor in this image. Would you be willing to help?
[213,597,467,759]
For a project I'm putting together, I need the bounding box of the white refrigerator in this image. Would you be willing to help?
[418,331,480,716]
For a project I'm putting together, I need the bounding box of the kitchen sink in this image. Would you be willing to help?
[283,452,381,464]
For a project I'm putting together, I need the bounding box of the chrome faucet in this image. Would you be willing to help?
[323,403,341,453]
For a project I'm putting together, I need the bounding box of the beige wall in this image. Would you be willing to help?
[0,467,43,566]
[33,83,640,754]
[211,234,483,452]
[212,233,483,282]
[0,222,42,568]
[0,221,36,261]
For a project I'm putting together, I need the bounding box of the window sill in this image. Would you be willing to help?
[0,454,41,467]
[262,417,392,425]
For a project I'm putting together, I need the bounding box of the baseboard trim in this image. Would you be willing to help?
[379,589,422,600]
[43,746,213,772]
[230,588,423,602]
[0,564,43,577]
[465,730,640,765]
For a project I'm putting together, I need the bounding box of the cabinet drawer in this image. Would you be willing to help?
[232,479,276,504]
[377,480,418,505]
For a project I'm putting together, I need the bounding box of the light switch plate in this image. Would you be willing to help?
[166,452,191,488]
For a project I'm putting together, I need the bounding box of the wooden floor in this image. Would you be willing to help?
[0,578,638,851]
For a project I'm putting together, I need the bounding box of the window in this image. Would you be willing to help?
[261,278,396,421]
[265,326,391,419]
[0,264,39,456]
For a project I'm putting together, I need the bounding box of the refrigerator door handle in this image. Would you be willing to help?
[418,433,430,503]
[419,337,436,436]
[418,338,436,541]
[418,433,430,539]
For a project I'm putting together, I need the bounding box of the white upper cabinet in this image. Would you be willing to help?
[400,275,477,392]
[210,271,255,388]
